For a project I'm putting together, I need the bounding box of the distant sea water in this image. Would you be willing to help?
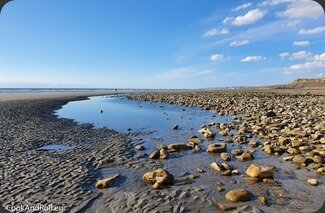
[0,88,136,93]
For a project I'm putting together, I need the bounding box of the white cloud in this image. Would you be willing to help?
[298,26,325,35]
[241,56,266,62]
[289,51,313,60]
[259,0,293,6]
[222,17,232,24]
[204,28,230,37]
[232,9,266,26]
[233,3,252,11]
[285,53,325,73]
[293,40,310,47]
[279,52,290,60]
[230,39,250,47]
[210,54,224,61]
[318,73,324,77]
[277,0,323,19]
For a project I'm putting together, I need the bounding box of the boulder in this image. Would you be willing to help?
[246,164,274,179]
[225,189,252,202]
[206,143,227,153]
[143,169,174,189]
[96,174,120,189]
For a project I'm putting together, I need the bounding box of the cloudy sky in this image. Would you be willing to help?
[0,0,324,88]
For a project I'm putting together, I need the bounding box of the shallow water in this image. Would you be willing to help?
[56,95,324,212]
[37,144,75,152]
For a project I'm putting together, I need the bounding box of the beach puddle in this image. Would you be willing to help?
[56,95,324,212]
[37,144,75,152]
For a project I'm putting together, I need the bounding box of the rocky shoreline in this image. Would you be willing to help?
[0,90,324,213]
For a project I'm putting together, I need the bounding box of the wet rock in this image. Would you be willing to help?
[265,111,276,117]
[258,196,268,205]
[217,203,237,211]
[262,178,278,185]
[248,141,260,147]
[167,143,191,151]
[196,168,205,173]
[221,152,231,161]
[221,170,232,176]
[246,164,274,179]
[206,143,227,153]
[262,145,273,155]
[135,145,145,151]
[172,124,179,130]
[232,169,240,175]
[231,149,244,156]
[216,186,225,192]
[198,128,215,138]
[187,137,202,147]
[225,189,252,202]
[292,155,307,165]
[307,179,318,186]
[236,152,254,161]
[149,150,160,159]
[245,177,261,185]
[279,137,290,146]
[159,148,169,160]
[210,162,224,172]
[96,174,120,189]
[283,156,293,161]
[143,169,174,189]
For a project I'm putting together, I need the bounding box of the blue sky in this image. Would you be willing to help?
[0,0,324,89]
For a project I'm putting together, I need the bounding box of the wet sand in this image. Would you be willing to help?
[0,90,324,213]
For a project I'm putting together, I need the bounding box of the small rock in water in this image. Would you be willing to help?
[96,174,120,189]
[206,143,227,153]
[217,203,237,211]
[210,162,224,173]
[236,152,254,161]
[196,168,205,173]
[172,124,179,130]
[225,188,252,202]
[159,148,169,160]
[135,145,145,151]
[307,179,318,186]
[220,152,231,161]
[258,196,268,205]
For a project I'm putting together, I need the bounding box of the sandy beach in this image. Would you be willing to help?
[0,90,324,213]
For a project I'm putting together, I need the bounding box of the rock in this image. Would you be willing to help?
[221,170,232,176]
[96,174,120,189]
[263,178,278,185]
[245,177,261,185]
[232,169,240,175]
[311,133,322,140]
[206,143,227,153]
[262,145,273,155]
[217,203,237,211]
[266,111,276,117]
[248,141,260,147]
[210,162,224,172]
[307,179,318,186]
[172,124,179,130]
[196,168,205,173]
[156,144,167,150]
[292,155,306,165]
[225,189,252,202]
[246,164,274,178]
[187,137,202,147]
[258,196,268,205]
[236,152,254,161]
[216,186,225,192]
[220,152,231,161]
[231,149,244,156]
[167,143,191,151]
[159,148,169,160]
[291,139,302,148]
[283,156,293,161]
[149,150,160,159]
[135,145,145,151]
[279,137,290,146]
[143,169,174,188]
[198,128,215,138]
